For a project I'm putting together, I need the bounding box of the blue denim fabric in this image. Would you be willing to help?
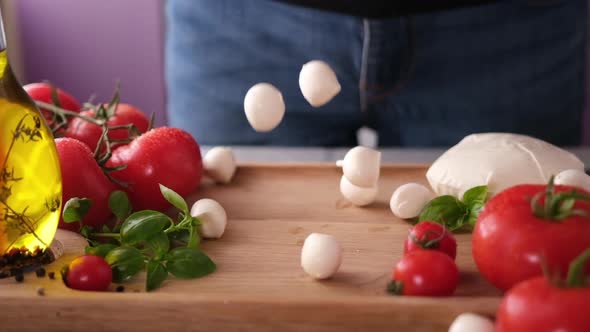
[165,0,587,147]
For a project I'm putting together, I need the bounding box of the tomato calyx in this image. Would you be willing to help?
[409,228,446,250]
[386,280,404,295]
[530,176,590,221]
[565,248,590,287]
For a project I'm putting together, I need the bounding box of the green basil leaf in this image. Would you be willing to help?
[62,197,92,223]
[168,229,190,247]
[147,233,170,258]
[418,195,468,231]
[85,243,117,258]
[120,210,171,244]
[159,184,188,213]
[105,246,145,282]
[146,260,168,291]
[166,247,216,279]
[79,225,93,238]
[462,185,488,206]
[109,190,132,222]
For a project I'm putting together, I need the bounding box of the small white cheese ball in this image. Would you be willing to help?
[340,175,378,206]
[299,60,341,107]
[203,147,237,184]
[390,183,434,219]
[300,233,342,279]
[190,198,227,239]
[448,313,494,332]
[341,146,381,188]
[243,83,285,132]
[554,169,590,193]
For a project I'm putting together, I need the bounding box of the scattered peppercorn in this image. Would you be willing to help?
[14,272,24,283]
[37,287,45,296]
[116,285,125,293]
[36,267,46,278]
[48,271,56,280]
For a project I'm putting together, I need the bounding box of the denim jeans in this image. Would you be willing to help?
[165,0,587,147]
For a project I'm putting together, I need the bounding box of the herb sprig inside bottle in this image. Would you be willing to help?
[62,184,216,291]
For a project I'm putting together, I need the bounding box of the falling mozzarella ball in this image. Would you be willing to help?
[390,183,435,219]
[300,233,342,279]
[340,146,381,188]
[299,60,341,107]
[448,313,495,332]
[244,83,285,132]
[554,169,590,193]
[190,198,227,239]
[203,147,237,184]
[340,175,378,207]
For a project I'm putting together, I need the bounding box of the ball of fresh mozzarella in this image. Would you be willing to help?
[554,169,590,192]
[203,147,237,184]
[448,313,494,332]
[190,199,227,239]
[300,233,342,279]
[341,146,381,188]
[299,60,341,107]
[243,83,285,132]
[390,183,434,219]
[340,175,378,206]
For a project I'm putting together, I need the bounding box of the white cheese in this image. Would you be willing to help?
[448,313,494,332]
[555,169,590,192]
[243,83,285,132]
[340,146,381,188]
[300,233,342,279]
[390,183,434,219]
[340,175,378,206]
[299,60,341,107]
[426,133,584,197]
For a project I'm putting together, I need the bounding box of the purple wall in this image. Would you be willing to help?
[15,0,167,126]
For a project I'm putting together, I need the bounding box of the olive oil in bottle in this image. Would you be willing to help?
[0,8,62,269]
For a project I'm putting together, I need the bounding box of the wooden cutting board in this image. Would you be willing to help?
[0,164,502,332]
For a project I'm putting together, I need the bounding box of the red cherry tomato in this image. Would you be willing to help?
[496,276,590,331]
[404,221,457,260]
[24,82,81,132]
[65,103,149,152]
[106,127,202,211]
[472,183,590,291]
[65,255,112,291]
[55,138,116,230]
[388,250,459,297]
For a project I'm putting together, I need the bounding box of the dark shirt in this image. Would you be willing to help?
[275,0,499,18]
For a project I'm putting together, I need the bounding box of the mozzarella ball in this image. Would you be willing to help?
[341,146,381,188]
[243,83,285,132]
[448,313,494,332]
[390,183,434,219]
[190,199,227,239]
[554,169,590,192]
[203,147,237,184]
[340,175,378,206]
[300,233,342,279]
[299,60,341,107]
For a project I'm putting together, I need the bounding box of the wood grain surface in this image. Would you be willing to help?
[0,164,502,332]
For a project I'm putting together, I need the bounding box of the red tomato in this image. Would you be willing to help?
[388,250,459,297]
[65,255,112,291]
[24,82,81,132]
[496,276,590,331]
[106,127,202,211]
[55,138,116,230]
[404,221,457,260]
[472,184,590,291]
[65,103,149,152]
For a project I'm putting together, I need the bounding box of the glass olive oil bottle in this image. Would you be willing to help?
[0,8,62,266]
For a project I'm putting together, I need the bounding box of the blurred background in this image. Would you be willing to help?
[1,0,589,145]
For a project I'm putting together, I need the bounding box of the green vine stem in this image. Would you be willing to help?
[530,175,590,220]
[566,248,590,287]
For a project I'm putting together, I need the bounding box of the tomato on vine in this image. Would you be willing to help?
[404,221,457,260]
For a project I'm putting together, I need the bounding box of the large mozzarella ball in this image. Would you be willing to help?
[299,60,341,107]
[243,83,285,132]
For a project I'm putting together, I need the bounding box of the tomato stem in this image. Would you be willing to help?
[386,280,404,295]
[530,176,590,220]
[566,248,590,287]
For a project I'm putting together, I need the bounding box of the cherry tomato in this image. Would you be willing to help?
[65,103,149,153]
[106,127,203,211]
[404,221,457,260]
[55,138,116,230]
[472,183,590,291]
[65,255,112,291]
[388,250,459,297]
[496,276,590,331]
[24,82,81,132]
